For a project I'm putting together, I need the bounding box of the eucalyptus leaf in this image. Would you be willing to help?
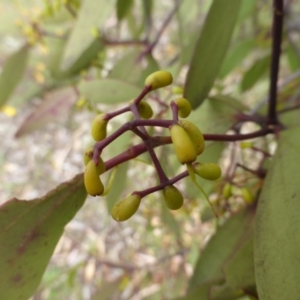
[0,45,29,107]
[60,0,113,71]
[184,0,241,108]
[78,79,141,104]
[0,174,86,300]
[254,127,300,300]
[241,55,270,91]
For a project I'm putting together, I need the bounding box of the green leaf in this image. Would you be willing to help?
[240,55,270,91]
[237,0,258,22]
[0,45,29,107]
[210,237,256,300]
[188,95,245,134]
[188,207,255,293]
[108,50,159,87]
[15,87,77,138]
[219,40,255,79]
[116,0,134,21]
[60,0,113,71]
[106,162,129,212]
[184,0,241,108]
[0,173,86,300]
[78,79,141,104]
[286,43,300,72]
[254,127,300,300]
[46,37,104,79]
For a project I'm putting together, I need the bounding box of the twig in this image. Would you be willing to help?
[267,0,284,125]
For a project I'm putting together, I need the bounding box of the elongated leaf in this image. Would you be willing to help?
[78,79,141,104]
[47,37,104,79]
[219,40,254,79]
[188,207,255,293]
[0,45,29,107]
[188,95,246,134]
[184,0,241,108]
[210,237,256,300]
[60,0,113,71]
[0,173,86,300]
[116,0,134,21]
[254,127,300,300]
[241,55,270,91]
[15,87,77,138]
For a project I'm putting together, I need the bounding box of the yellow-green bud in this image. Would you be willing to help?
[194,163,222,181]
[162,185,184,210]
[144,70,173,90]
[179,120,205,155]
[84,160,105,196]
[222,183,232,199]
[170,124,197,164]
[111,194,142,222]
[91,114,108,141]
[137,100,153,119]
[174,98,192,118]
[241,187,254,204]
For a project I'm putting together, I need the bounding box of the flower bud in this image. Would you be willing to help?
[162,185,184,210]
[91,114,108,141]
[194,163,222,181]
[137,100,153,119]
[84,160,105,196]
[111,194,142,222]
[174,98,192,118]
[144,70,173,90]
[170,124,197,164]
[179,120,205,155]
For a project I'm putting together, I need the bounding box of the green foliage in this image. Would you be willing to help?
[1,0,300,299]
[0,45,29,107]
[254,127,300,299]
[0,174,86,300]
[184,0,241,108]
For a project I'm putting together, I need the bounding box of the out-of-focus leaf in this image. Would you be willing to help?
[15,87,77,138]
[0,173,86,300]
[184,0,241,108]
[254,127,300,300]
[171,286,211,300]
[210,237,256,300]
[109,50,159,87]
[219,40,255,79]
[108,50,144,84]
[241,55,270,91]
[237,0,258,22]
[188,207,255,296]
[279,109,300,128]
[78,79,141,104]
[47,37,104,79]
[106,162,129,212]
[60,0,113,71]
[286,43,300,72]
[0,45,29,107]
[116,0,134,21]
[188,95,245,134]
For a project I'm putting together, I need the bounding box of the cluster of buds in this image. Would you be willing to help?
[83,71,222,221]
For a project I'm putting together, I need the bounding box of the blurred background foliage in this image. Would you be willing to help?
[0,0,299,299]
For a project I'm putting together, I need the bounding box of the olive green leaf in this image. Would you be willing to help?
[0,173,86,300]
[254,127,300,300]
[184,0,241,108]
